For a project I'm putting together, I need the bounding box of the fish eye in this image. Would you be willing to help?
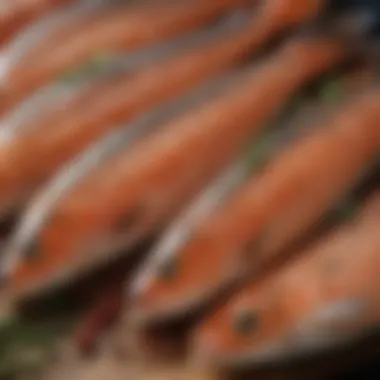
[23,238,40,260]
[233,309,260,336]
[157,258,178,280]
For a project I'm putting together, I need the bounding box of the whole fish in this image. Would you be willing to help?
[0,0,254,114]
[192,193,380,367]
[128,90,380,325]
[0,0,323,218]
[1,33,344,300]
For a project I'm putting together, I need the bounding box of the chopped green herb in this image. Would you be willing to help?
[245,134,274,172]
[0,316,75,379]
[328,198,359,224]
[319,80,342,103]
[59,51,115,84]
[92,52,115,68]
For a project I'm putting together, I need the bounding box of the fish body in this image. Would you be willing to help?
[130,158,251,301]
[0,8,257,217]
[0,0,76,46]
[129,102,329,303]
[0,0,324,217]
[0,68,245,298]
[0,0,255,114]
[0,9,253,139]
[2,33,344,300]
[129,89,380,325]
[192,193,380,367]
[0,0,119,85]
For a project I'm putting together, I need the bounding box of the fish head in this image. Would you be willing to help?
[191,279,296,368]
[192,278,370,369]
[2,192,121,299]
[129,230,246,326]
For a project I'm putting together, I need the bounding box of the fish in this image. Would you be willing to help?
[0,9,259,217]
[0,9,254,138]
[128,89,380,325]
[0,0,255,114]
[0,0,75,46]
[0,0,323,218]
[192,193,380,367]
[1,32,345,300]
[2,0,220,75]
[0,0,117,74]
[0,67,245,298]
[130,158,252,303]
[78,97,324,353]
[128,103,320,303]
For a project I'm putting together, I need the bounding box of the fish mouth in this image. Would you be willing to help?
[7,232,143,302]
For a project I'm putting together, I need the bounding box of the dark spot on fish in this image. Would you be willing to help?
[157,259,177,280]
[113,204,143,234]
[328,197,359,224]
[233,310,260,336]
[23,238,40,260]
